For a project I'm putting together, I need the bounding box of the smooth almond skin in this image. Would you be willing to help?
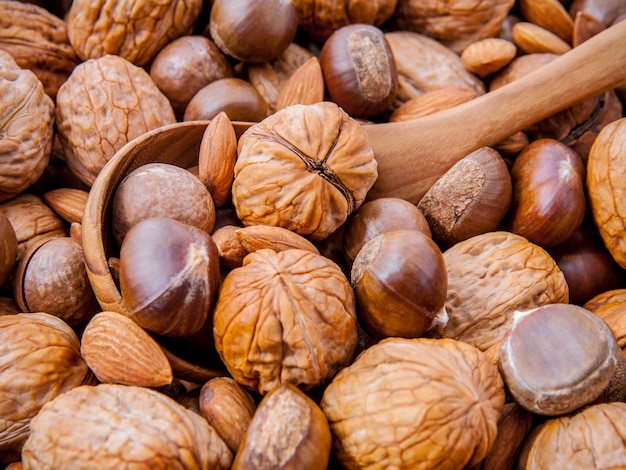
[80,311,173,387]
[275,56,325,110]
[198,111,237,207]
[42,188,89,224]
[390,86,477,122]
[460,38,517,77]
[513,22,572,55]
[518,0,574,43]
[235,225,320,255]
[233,383,331,470]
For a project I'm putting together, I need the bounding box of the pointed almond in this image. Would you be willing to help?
[198,112,237,207]
[513,22,572,55]
[573,10,606,47]
[518,0,574,43]
[80,311,173,387]
[43,188,89,224]
[460,38,517,77]
[390,87,478,122]
[275,56,325,110]
[235,225,320,255]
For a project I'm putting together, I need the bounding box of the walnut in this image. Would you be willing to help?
[320,337,505,469]
[0,1,79,100]
[430,231,569,353]
[292,0,398,43]
[519,402,626,468]
[213,248,358,395]
[385,31,485,108]
[66,0,203,67]
[587,117,626,269]
[22,383,233,469]
[0,51,54,202]
[393,0,516,53]
[232,102,378,241]
[0,312,89,462]
[56,54,176,187]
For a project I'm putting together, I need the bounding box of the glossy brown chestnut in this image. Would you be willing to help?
[209,0,298,63]
[549,226,623,306]
[351,229,448,339]
[184,78,269,123]
[119,217,220,338]
[149,35,234,116]
[342,197,431,266]
[320,23,398,119]
[508,138,586,247]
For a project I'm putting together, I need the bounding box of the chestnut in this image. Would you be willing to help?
[119,217,220,337]
[508,138,586,247]
[320,23,398,119]
[111,162,216,246]
[183,78,269,122]
[149,35,234,116]
[209,0,298,63]
[351,229,448,339]
[342,197,431,266]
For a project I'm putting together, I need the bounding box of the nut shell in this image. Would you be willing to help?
[22,383,232,469]
[213,248,358,394]
[232,102,377,240]
[321,337,505,469]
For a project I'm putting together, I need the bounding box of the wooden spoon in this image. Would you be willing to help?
[365,20,626,203]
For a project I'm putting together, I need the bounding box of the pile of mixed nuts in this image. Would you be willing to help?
[1,0,626,468]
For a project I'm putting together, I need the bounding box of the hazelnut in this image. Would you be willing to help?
[149,35,234,116]
[508,138,586,248]
[498,303,623,416]
[351,229,448,339]
[209,0,298,63]
[320,24,398,119]
[342,197,431,266]
[111,162,216,246]
[119,217,220,338]
[184,78,269,123]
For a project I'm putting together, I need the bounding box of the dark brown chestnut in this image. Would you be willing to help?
[209,0,298,63]
[508,138,586,247]
[342,197,431,266]
[149,35,234,116]
[351,229,448,339]
[183,78,269,122]
[320,23,398,119]
[119,217,221,338]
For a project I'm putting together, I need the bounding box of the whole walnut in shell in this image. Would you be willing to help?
[430,231,569,354]
[66,0,202,66]
[0,1,79,100]
[519,402,626,468]
[213,248,358,395]
[0,312,89,463]
[22,383,232,469]
[321,337,505,469]
[394,0,516,53]
[56,54,176,187]
[0,51,54,202]
[232,102,378,241]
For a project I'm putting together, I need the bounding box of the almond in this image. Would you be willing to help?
[198,111,237,208]
[390,86,478,122]
[80,310,173,387]
[461,38,517,77]
[42,187,89,224]
[518,0,574,43]
[513,22,572,55]
[275,56,325,110]
[573,10,606,47]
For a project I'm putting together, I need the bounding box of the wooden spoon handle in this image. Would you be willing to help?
[365,20,626,204]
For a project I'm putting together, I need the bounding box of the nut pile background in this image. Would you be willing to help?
[1,0,626,468]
